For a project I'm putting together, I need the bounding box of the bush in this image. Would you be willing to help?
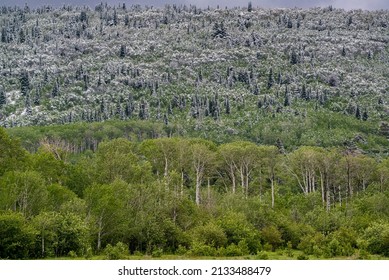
[298,232,326,257]
[68,250,77,258]
[217,211,261,253]
[256,251,269,260]
[176,245,188,255]
[225,243,243,256]
[151,248,163,258]
[188,241,217,256]
[104,242,129,260]
[324,227,357,257]
[297,254,309,260]
[0,212,37,259]
[191,222,227,249]
[261,226,283,251]
[363,222,389,256]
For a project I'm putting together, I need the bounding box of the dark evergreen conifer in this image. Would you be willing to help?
[212,22,227,38]
[267,68,274,89]
[33,87,40,106]
[225,97,230,114]
[20,71,29,96]
[1,27,7,43]
[248,1,253,12]
[290,49,298,65]
[342,46,346,57]
[19,29,25,43]
[51,82,59,98]
[113,10,118,26]
[301,84,307,100]
[355,105,361,119]
[119,45,126,58]
[284,86,290,106]
[0,88,6,107]
[80,11,87,22]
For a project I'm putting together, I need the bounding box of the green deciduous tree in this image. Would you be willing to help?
[84,180,130,251]
[0,211,37,259]
[92,138,151,184]
[189,139,216,205]
[0,171,48,217]
[0,128,28,176]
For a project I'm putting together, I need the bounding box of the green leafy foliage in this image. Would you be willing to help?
[0,212,37,259]
[0,128,389,259]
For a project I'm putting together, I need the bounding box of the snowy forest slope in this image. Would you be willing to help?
[1,4,389,150]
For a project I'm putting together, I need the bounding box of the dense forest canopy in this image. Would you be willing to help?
[1,127,389,259]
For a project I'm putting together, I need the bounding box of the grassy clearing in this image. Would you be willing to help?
[51,249,389,260]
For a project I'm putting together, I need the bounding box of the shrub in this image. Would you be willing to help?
[104,242,128,260]
[256,252,269,260]
[191,222,227,249]
[151,248,163,258]
[261,226,283,251]
[176,245,188,255]
[363,222,389,256]
[188,241,217,256]
[298,232,326,257]
[0,212,37,259]
[297,254,309,260]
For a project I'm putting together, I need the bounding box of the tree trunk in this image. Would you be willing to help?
[320,171,325,207]
[164,156,168,177]
[230,165,236,194]
[195,167,202,206]
[181,171,184,197]
[271,176,275,209]
[338,185,342,207]
[97,215,103,251]
[41,233,45,258]
[240,167,244,192]
[326,173,330,212]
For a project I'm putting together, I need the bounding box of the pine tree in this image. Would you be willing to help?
[248,1,253,12]
[113,10,118,26]
[25,93,32,115]
[355,106,361,120]
[119,45,126,58]
[80,11,87,22]
[287,18,293,28]
[341,46,346,57]
[290,49,298,65]
[0,88,6,108]
[225,97,230,114]
[139,100,149,120]
[20,71,30,96]
[267,68,274,89]
[252,84,259,95]
[83,73,89,90]
[51,81,59,98]
[284,86,290,106]
[212,22,227,38]
[33,87,40,106]
[19,29,25,43]
[163,113,169,125]
[301,84,307,100]
[1,27,7,43]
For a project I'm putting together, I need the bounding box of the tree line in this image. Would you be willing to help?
[1,127,389,259]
